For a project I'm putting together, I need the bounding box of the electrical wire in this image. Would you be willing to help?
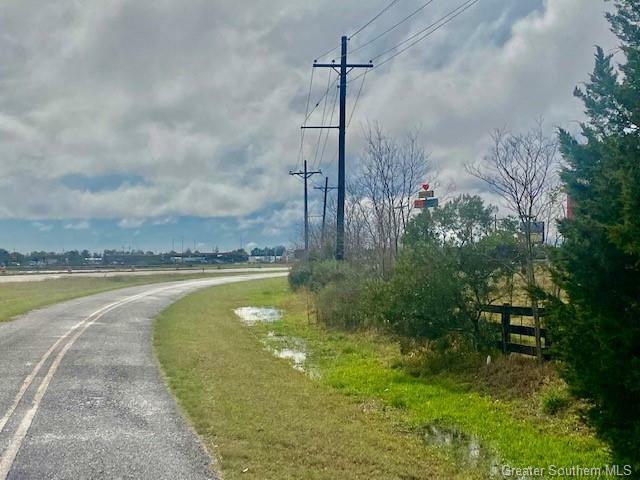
[349,0,402,40]
[299,67,315,168]
[314,44,340,63]
[313,0,400,61]
[317,82,339,170]
[302,74,340,125]
[313,70,334,168]
[349,0,479,82]
[371,0,478,62]
[347,69,367,129]
[350,0,436,56]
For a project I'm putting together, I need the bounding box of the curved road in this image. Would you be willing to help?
[0,272,287,479]
[0,267,288,283]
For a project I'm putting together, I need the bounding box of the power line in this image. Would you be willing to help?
[318,82,339,170]
[350,0,479,82]
[299,68,315,168]
[313,0,400,62]
[350,0,437,56]
[347,69,368,129]
[349,0,401,40]
[302,74,339,125]
[313,70,334,168]
[314,44,340,63]
[371,0,478,62]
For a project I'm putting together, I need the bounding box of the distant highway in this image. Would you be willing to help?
[0,267,288,283]
[0,271,288,479]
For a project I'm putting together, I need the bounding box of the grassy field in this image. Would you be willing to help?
[154,277,611,479]
[0,271,250,323]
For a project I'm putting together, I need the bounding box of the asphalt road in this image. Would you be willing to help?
[0,267,288,283]
[0,272,287,479]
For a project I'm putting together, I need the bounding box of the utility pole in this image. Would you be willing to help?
[289,160,322,254]
[314,176,338,247]
[310,36,372,260]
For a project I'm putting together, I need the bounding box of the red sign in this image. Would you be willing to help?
[414,199,426,208]
[421,182,430,191]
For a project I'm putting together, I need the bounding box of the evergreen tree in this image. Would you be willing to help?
[550,0,640,468]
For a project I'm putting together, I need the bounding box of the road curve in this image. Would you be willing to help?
[0,267,288,283]
[0,272,287,479]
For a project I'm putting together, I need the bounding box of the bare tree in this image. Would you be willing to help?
[466,122,559,362]
[349,123,430,277]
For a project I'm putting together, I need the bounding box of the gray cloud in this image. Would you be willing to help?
[0,0,617,223]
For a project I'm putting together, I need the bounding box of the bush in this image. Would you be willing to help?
[288,260,358,293]
[384,243,465,340]
[288,262,312,290]
[316,280,366,329]
[540,386,571,416]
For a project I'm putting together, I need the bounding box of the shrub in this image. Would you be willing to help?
[288,262,312,290]
[315,279,366,329]
[540,386,571,416]
[384,242,465,340]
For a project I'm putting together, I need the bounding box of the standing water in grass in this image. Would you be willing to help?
[233,306,282,325]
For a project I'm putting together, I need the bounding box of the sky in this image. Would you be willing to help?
[0,0,619,253]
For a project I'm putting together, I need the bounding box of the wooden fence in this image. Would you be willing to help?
[480,303,552,359]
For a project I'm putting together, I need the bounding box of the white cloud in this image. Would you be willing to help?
[64,220,90,230]
[118,218,145,229]
[31,222,53,232]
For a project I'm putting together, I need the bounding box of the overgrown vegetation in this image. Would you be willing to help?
[291,194,527,353]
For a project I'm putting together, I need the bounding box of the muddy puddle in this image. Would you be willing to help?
[423,423,507,478]
[233,306,282,325]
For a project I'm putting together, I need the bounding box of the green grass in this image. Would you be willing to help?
[154,277,612,479]
[0,271,248,323]
[154,278,465,480]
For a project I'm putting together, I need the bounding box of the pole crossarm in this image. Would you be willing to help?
[301,126,340,129]
[313,63,374,69]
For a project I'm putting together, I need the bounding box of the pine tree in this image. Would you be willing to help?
[551,0,640,468]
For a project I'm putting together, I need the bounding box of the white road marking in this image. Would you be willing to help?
[0,273,287,479]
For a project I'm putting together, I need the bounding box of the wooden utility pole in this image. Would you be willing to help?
[289,160,322,254]
[310,36,372,260]
[314,176,338,247]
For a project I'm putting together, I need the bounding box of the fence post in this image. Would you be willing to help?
[501,303,511,353]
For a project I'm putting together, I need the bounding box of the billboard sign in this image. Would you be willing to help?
[418,190,435,199]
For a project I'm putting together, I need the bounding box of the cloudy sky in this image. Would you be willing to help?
[0,0,618,253]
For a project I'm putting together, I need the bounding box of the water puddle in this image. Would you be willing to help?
[275,348,307,371]
[423,423,505,478]
[262,331,319,378]
[233,306,282,325]
[234,307,319,377]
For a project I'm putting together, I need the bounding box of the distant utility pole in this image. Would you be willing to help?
[314,176,338,246]
[289,160,322,254]
[310,36,373,261]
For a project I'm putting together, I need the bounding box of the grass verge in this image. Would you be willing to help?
[154,277,464,480]
[0,271,249,323]
[154,277,612,479]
